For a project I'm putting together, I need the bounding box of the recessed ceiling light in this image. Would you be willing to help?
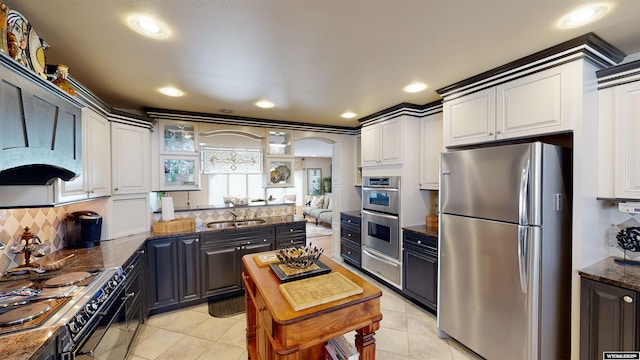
[127,14,170,39]
[255,100,275,109]
[341,111,357,119]
[403,82,428,93]
[558,4,611,28]
[159,87,184,97]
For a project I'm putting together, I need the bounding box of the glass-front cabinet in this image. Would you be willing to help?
[159,155,200,191]
[267,130,293,156]
[266,158,294,187]
[160,120,199,154]
[158,120,200,191]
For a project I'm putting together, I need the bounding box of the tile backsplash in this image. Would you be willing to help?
[0,206,70,273]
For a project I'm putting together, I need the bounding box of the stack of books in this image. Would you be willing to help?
[324,335,359,360]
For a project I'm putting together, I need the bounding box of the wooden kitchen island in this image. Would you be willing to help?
[242,253,383,360]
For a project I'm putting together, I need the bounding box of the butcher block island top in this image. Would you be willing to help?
[242,253,383,360]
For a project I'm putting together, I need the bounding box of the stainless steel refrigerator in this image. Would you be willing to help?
[438,142,571,360]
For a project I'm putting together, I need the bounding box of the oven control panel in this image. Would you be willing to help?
[64,268,126,342]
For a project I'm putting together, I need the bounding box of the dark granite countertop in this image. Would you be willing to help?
[0,215,305,359]
[580,256,640,292]
[403,224,438,238]
[340,210,361,218]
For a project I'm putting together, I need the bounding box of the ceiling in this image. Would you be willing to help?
[4,1,640,128]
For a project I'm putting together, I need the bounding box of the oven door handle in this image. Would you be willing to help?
[362,209,398,220]
[76,289,129,357]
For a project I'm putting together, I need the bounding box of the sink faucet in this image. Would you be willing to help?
[227,210,239,221]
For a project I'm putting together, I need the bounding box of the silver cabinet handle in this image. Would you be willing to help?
[623,296,633,303]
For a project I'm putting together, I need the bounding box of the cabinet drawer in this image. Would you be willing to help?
[403,231,437,252]
[277,237,305,249]
[202,227,275,246]
[276,222,306,237]
[340,213,361,228]
[340,225,361,244]
[276,222,306,249]
[341,239,361,266]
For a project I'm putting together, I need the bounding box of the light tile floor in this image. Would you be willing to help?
[129,235,482,360]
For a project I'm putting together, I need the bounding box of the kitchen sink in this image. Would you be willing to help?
[234,219,266,227]
[206,218,266,229]
[206,221,236,229]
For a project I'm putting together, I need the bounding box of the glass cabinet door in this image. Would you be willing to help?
[267,130,293,156]
[160,155,200,190]
[266,158,293,187]
[160,120,198,154]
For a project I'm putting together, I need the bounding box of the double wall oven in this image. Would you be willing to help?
[361,176,402,288]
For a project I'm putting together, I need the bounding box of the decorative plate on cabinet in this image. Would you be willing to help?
[6,10,30,67]
[27,27,47,78]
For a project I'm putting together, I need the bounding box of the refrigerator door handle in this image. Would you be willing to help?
[518,159,530,225]
[517,225,528,294]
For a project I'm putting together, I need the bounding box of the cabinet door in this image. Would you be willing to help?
[178,235,201,302]
[361,124,380,166]
[402,247,437,310]
[580,278,637,360]
[56,108,111,202]
[111,122,150,194]
[419,113,443,190]
[110,193,150,238]
[201,243,242,297]
[614,81,640,199]
[443,88,495,147]
[85,109,111,197]
[159,120,198,154]
[496,62,575,140]
[147,238,179,310]
[379,117,402,165]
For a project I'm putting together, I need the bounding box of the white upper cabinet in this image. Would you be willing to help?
[443,61,578,148]
[496,62,576,140]
[614,81,640,199]
[361,117,403,167]
[56,108,111,202]
[111,122,151,195]
[159,120,199,154]
[157,120,200,191]
[598,70,640,200]
[443,88,495,147]
[266,129,294,157]
[419,112,443,190]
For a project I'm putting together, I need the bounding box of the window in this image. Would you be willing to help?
[202,147,264,204]
[208,173,264,205]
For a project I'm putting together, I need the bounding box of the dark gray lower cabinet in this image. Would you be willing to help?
[147,235,200,311]
[201,227,275,298]
[580,277,638,360]
[178,235,201,302]
[340,212,361,267]
[402,230,438,312]
[276,222,306,248]
[148,222,305,309]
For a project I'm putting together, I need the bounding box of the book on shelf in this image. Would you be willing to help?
[324,335,359,360]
